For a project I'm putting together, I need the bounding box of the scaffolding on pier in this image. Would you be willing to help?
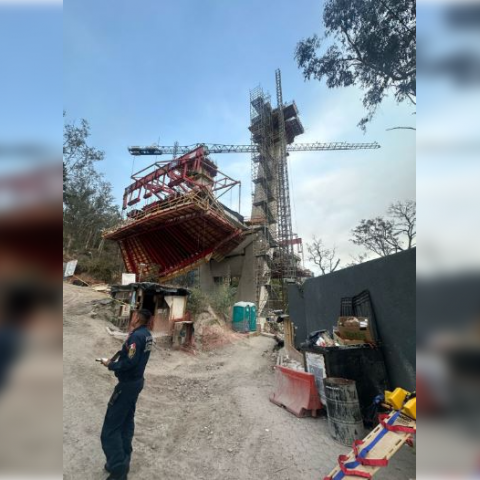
[249,70,306,315]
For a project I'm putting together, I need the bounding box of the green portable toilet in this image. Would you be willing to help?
[248,303,257,332]
[232,302,250,332]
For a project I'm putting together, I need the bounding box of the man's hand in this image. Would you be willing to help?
[100,358,111,367]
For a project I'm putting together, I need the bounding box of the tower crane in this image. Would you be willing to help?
[127,141,380,312]
[126,70,381,313]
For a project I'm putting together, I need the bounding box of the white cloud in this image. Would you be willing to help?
[286,88,416,274]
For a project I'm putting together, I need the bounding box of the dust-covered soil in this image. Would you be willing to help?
[63,283,415,480]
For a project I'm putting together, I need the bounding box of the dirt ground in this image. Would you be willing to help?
[63,283,416,480]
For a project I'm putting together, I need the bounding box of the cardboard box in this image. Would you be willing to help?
[337,316,375,343]
[333,330,367,346]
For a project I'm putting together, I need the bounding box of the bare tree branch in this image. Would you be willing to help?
[307,237,341,275]
[350,200,416,258]
[388,200,416,249]
[347,253,369,267]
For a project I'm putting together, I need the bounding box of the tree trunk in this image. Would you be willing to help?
[84,230,93,250]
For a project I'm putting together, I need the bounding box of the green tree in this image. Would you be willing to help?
[295,0,416,130]
[63,114,123,282]
[63,112,104,214]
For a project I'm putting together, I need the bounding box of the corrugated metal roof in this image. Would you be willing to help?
[111,282,190,296]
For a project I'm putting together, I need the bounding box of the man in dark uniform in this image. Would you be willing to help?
[100,309,153,480]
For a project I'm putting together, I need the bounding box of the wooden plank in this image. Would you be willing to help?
[284,318,293,348]
[324,411,415,479]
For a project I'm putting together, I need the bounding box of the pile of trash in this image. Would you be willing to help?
[279,353,304,372]
[300,330,335,349]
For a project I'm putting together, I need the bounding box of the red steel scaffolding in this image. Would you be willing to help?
[104,146,245,282]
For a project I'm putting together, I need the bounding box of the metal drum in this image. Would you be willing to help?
[324,377,365,446]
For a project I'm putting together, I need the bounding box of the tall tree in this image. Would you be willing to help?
[350,200,416,257]
[63,114,120,253]
[63,112,104,172]
[295,0,416,130]
[307,237,341,275]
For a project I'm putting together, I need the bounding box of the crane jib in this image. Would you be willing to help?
[128,142,381,156]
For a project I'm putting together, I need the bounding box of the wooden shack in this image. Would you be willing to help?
[110,282,190,335]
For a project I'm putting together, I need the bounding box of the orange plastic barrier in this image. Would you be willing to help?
[269,365,323,418]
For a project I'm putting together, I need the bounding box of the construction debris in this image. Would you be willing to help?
[278,353,303,371]
[194,305,242,350]
[92,284,110,292]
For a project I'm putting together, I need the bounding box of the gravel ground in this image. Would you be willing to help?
[63,283,416,480]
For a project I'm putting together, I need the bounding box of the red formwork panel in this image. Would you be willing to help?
[104,146,245,281]
[105,193,244,281]
[270,365,323,418]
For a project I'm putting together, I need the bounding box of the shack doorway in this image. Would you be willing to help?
[141,293,156,317]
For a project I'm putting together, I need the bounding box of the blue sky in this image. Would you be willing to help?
[0,3,61,175]
[64,0,416,271]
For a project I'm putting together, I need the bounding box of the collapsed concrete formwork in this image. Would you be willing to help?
[104,146,247,282]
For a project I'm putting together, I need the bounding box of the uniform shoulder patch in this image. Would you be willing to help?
[128,342,137,359]
[144,336,153,353]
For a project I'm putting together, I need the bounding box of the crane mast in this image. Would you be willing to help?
[275,68,296,283]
